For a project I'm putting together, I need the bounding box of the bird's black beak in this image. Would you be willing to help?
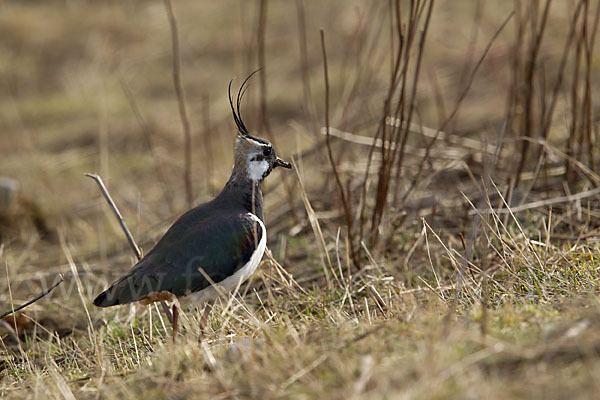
[275,157,292,169]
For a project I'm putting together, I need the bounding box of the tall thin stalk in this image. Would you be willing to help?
[164,0,193,208]
[321,29,360,269]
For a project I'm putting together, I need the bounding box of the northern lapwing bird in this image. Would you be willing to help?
[93,76,291,338]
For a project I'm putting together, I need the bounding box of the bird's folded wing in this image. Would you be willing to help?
[93,212,263,307]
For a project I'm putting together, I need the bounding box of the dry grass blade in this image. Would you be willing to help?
[59,234,96,340]
[292,157,333,287]
[471,186,600,215]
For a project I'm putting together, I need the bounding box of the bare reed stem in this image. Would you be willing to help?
[163,0,193,208]
[320,28,360,269]
[0,275,64,320]
[257,0,271,137]
[85,173,142,260]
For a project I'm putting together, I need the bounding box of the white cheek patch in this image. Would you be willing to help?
[248,160,269,181]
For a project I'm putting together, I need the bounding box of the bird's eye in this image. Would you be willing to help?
[263,147,273,156]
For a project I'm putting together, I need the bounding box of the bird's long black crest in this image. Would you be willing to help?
[228,70,261,136]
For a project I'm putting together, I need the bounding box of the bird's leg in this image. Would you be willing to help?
[160,301,173,323]
[198,303,212,343]
[172,303,179,343]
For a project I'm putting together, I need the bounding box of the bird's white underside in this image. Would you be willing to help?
[247,159,269,181]
[185,213,266,304]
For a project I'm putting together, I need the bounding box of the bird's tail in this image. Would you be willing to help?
[93,285,124,307]
[93,274,136,307]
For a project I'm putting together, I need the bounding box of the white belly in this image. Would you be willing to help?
[185,213,266,304]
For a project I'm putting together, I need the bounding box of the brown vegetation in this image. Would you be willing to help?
[1,0,600,398]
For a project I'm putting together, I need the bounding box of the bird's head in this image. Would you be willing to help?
[229,75,291,182]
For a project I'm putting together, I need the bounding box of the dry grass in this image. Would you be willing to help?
[1,0,600,398]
